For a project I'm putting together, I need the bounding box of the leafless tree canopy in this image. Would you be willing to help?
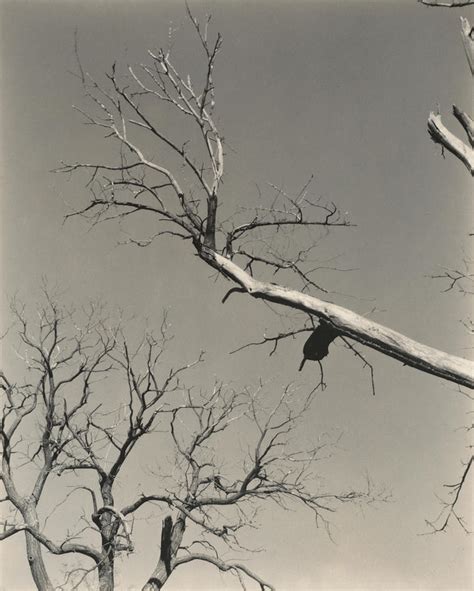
[0,290,385,590]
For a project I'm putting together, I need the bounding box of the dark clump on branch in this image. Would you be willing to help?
[299,321,340,371]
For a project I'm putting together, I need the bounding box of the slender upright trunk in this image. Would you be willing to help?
[95,479,116,591]
[23,505,54,591]
[25,533,54,591]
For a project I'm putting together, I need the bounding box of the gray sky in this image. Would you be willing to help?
[1,1,473,590]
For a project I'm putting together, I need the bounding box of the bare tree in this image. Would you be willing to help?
[1,290,117,591]
[54,7,473,390]
[0,290,383,590]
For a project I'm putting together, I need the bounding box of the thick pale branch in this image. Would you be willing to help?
[453,105,474,146]
[199,248,474,389]
[427,111,474,175]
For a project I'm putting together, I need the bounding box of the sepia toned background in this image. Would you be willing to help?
[1,0,472,589]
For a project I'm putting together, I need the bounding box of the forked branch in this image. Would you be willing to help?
[428,108,474,175]
[424,455,473,533]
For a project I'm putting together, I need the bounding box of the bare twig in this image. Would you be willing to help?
[424,455,473,533]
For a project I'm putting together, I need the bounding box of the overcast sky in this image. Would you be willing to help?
[1,1,473,590]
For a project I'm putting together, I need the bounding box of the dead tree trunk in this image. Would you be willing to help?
[142,515,185,590]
